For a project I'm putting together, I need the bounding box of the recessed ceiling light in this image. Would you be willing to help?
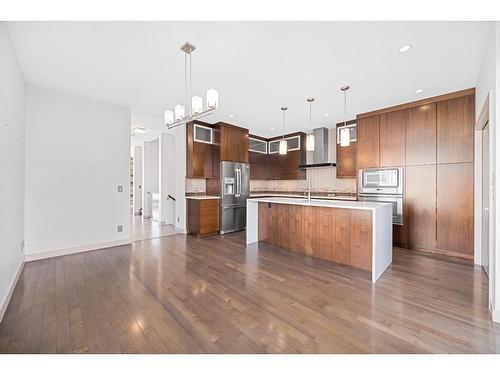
[399,44,412,53]
[324,113,329,117]
[415,88,424,94]
[229,114,234,118]
[133,127,146,134]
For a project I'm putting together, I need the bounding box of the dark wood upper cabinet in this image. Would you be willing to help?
[265,132,306,180]
[336,141,357,178]
[437,94,474,164]
[379,110,405,167]
[186,121,214,178]
[249,151,268,180]
[248,135,268,180]
[405,104,436,166]
[336,121,357,178]
[218,123,249,163]
[356,115,380,170]
[405,164,436,251]
[437,163,474,258]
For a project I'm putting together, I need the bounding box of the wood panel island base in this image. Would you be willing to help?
[247,197,393,282]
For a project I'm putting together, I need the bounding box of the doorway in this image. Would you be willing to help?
[476,93,491,280]
[481,121,490,277]
[131,142,179,242]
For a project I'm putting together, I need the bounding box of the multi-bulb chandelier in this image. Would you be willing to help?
[164,42,219,129]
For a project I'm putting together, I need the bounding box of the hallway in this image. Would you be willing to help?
[130,214,179,242]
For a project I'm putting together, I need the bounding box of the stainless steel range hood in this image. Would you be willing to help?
[299,127,336,169]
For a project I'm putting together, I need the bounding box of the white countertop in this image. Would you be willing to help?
[246,196,393,282]
[250,193,357,201]
[185,196,220,200]
[247,197,391,211]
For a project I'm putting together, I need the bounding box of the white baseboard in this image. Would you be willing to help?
[24,239,131,262]
[0,260,24,323]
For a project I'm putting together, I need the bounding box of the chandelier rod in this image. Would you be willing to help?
[190,51,193,115]
[184,52,188,118]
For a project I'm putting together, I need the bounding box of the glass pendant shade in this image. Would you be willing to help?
[279,139,288,155]
[306,133,315,151]
[174,105,185,121]
[191,96,203,114]
[340,127,350,147]
[164,110,174,125]
[207,89,219,109]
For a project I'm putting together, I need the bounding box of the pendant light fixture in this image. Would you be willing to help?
[279,107,288,155]
[340,86,351,147]
[306,97,315,151]
[164,42,219,129]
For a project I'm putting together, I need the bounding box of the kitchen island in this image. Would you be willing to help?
[246,197,393,282]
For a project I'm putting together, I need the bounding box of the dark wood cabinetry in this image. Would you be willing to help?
[218,123,249,163]
[356,115,380,169]
[405,104,437,166]
[379,110,405,167]
[437,95,474,164]
[248,134,268,180]
[250,132,306,180]
[186,121,215,178]
[336,142,357,178]
[258,203,372,271]
[356,88,475,260]
[249,151,268,179]
[187,198,220,237]
[187,121,248,178]
[336,122,357,178]
[437,163,474,257]
[405,165,436,251]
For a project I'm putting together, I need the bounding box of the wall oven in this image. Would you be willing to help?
[358,168,404,225]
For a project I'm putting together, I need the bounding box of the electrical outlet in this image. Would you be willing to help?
[117,225,123,232]
[117,185,123,192]
[20,238,25,253]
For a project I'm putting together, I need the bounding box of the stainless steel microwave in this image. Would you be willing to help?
[358,168,403,195]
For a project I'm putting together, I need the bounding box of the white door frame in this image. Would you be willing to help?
[474,91,495,317]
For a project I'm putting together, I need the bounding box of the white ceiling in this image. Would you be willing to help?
[7,21,490,138]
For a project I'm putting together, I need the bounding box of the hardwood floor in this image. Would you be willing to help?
[131,215,179,242]
[0,231,498,353]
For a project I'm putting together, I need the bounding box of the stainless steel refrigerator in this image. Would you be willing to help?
[219,161,250,234]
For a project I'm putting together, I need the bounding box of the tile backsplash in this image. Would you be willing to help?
[186,178,206,193]
[250,167,356,193]
[187,169,356,194]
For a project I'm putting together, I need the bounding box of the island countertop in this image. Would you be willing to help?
[247,197,389,211]
[246,196,393,283]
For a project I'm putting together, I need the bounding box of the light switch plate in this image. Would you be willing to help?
[117,225,123,232]
[117,185,123,192]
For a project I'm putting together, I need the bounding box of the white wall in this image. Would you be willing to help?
[475,21,500,322]
[159,133,176,224]
[132,145,143,215]
[142,138,159,218]
[174,125,187,232]
[0,23,25,321]
[24,86,131,257]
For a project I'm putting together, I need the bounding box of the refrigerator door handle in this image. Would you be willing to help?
[238,169,242,197]
[235,168,241,197]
